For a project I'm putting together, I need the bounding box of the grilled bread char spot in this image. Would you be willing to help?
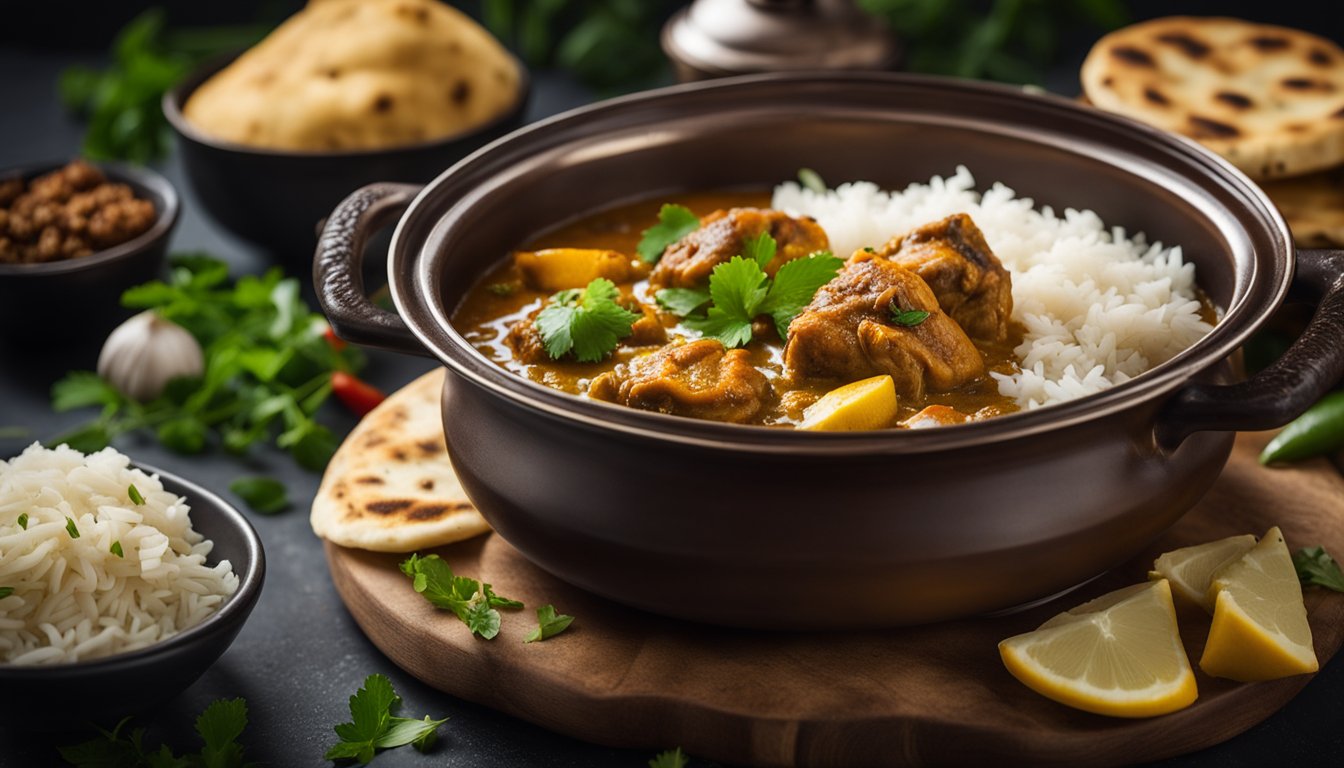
[1081,16,1344,180]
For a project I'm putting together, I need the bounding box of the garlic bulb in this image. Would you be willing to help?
[97,311,205,401]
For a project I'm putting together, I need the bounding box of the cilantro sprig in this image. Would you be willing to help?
[524,604,574,643]
[50,255,365,472]
[399,554,522,640]
[534,278,641,363]
[58,698,254,768]
[1294,546,1344,592]
[889,303,931,327]
[659,233,842,348]
[649,747,690,768]
[325,674,446,764]
[637,204,700,264]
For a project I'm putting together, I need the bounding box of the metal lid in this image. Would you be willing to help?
[661,0,900,81]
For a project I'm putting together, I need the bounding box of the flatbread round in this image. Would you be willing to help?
[311,368,490,552]
[1262,167,1344,248]
[1081,17,1344,180]
[184,0,521,151]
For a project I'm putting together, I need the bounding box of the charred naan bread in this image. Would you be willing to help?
[1262,167,1344,248]
[311,368,490,552]
[184,0,521,151]
[1081,17,1344,180]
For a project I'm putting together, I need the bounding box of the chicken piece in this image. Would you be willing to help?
[588,339,770,423]
[902,404,971,429]
[783,252,985,400]
[650,208,829,289]
[874,213,1013,342]
[506,301,665,365]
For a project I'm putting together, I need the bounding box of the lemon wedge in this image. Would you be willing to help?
[999,579,1197,717]
[1150,534,1257,612]
[798,375,897,431]
[1200,526,1319,682]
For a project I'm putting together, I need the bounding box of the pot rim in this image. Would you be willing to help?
[388,71,1293,454]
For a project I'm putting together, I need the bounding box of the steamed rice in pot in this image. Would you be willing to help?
[0,444,238,665]
[773,167,1215,409]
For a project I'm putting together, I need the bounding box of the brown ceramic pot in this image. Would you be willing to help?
[315,73,1344,629]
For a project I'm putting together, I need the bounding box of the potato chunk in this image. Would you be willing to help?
[798,374,898,431]
[514,248,641,292]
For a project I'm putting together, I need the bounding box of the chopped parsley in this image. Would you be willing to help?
[324,674,446,764]
[534,278,640,363]
[889,303,931,327]
[16,513,27,530]
[0,587,13,599]
[110,541,124,558]
[127,484,145,505]
[65,517,80,539]
[523,604,574,643]
[399,553,522,640]
[636,204,699,264]
[1294,546,1344,592]
[666,233,843,348]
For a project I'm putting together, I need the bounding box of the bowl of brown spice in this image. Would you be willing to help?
[0,159,179,343]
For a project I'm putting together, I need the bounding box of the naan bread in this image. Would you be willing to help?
[1081,17,1344,180]
[184,0,521,151]
[1262,167,1344,248]
[311,368,490,552]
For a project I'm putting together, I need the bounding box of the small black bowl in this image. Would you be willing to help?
[0,464,265,729]
[163,52,531,262]
[0,161,178,344]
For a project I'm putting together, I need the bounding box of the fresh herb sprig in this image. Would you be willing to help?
[399,554,523,640]
[325,674,446,764]
[230,476,290,515]
[534,278,641,363]
[1294,546,1344,593]
[50,255,365,472]
[0,587,13,599]
[658,233,842,348]
[58,698,254,768]
[637,204,700,264]
[889,303,931,327]
[524,604,574,643]
[649,747,690,768]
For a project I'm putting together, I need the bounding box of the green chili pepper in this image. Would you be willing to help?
[1260,391,1344,465]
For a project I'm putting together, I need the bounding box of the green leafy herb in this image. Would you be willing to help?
[654,287,711,317]
[399,554,522,640]
[523,604,574,643]
[58,698,254,768]
[486,282,518,297]
[534,278,641,363]
[229,477,289,515]
[863,246,876,254]
[111,541,124,558]
[889,303,932,327]
[649,747,690,768]
[16,513,27,530]
[0,587,13,599]
[1294,547,1344,593]
[128,484,146,505]
[50,255,366,473]
[636,204,700,264]
[324,674,446,764]
[798,168,827,194]
[673,237,843,347]
[65,517,80,539]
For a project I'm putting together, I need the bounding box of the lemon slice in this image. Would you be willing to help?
[1150,534,1257,612]
[1200,526,1319,682]
[999,579,1197,717]
[798,375,897,431]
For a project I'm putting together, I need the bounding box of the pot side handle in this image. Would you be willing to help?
[313,182,430,356]
[1157,249,1344,449]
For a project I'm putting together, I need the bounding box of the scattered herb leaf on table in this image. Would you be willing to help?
[325,674,446,764]
[58,698,255,768]
[1294,546,1344,593]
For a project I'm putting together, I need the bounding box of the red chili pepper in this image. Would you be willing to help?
[332,372,385,417]
[323,326,348,352]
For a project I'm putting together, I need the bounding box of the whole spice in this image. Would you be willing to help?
[97,310,205,402]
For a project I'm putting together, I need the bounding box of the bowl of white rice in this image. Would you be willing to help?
[313,71,1344,627]
[0,443,264,724]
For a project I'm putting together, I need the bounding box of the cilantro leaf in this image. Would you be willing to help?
[757,251,843,338]
[649,747,690,768]
[654,287,711,317]
[535,278,640,363]
[0,587,12,599]
[741,231,777,269]
[524,604,575,643]
[399,554,520,639]
[376,716,446,751]
[464,599,502,640]
[111,541,124,558]
[58,700,254,768]
[196,698,248,768]
[52,371,124,412]
[326,674,445,764]
[18,513,29,529]
[229,476,289,515]
[889,302,932,327]
[636,204,699,264]
[1294,546,1344,592]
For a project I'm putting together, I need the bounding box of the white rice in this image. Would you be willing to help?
[772,167,1214,408]
[0,443,238,665]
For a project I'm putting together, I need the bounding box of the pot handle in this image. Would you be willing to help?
[1156,249,1344,448]
[313,182,430,356]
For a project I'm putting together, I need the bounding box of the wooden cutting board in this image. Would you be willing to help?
[324,431,1344,767]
